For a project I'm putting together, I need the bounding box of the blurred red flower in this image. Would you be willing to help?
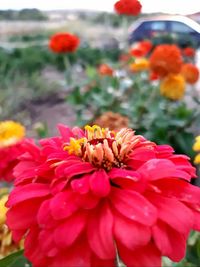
[6,124,200,267]
[149,44,183,77]
[149,71,159,81]
[49,32,80,53]
[130,40,153,57]
[119,53,131,62]
[98,64,114,76]
[114,0,142,16]
[181,63,199,84]
[182,47,195,57]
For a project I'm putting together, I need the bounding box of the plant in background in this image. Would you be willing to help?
[5,124,200,267]
[114,0,142,16]
[130,40,153,58]
[160,74,186,101]
[94,111,129,130]
[181,63,199,84]
[182,47,196,60]
[114,0,142,49]
[49,33,80,54]
[98,64,114,76]
[49,32,80,86]
[149,44,183,77]
[0,121,27,182]
[129,57,149,72]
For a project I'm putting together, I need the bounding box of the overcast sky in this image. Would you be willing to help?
[0,0,199,15]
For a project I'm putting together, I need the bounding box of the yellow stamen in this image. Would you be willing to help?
[64,137,86,155]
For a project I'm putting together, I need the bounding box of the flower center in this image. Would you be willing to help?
[64,125,140,170]
[0,121,25,148]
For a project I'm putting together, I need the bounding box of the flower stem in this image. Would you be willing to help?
[63,55,72,87]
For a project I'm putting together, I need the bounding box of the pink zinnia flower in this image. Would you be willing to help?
[6,125,200,267]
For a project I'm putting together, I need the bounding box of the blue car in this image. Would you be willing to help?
[128,15,200,47]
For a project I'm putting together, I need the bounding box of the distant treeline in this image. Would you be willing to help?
[0,9,47,20]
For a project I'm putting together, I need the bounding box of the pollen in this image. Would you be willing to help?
[64,137,86,156]
[64,125,141,170]
[0,121,25,148]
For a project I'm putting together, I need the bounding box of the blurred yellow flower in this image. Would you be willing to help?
[160,74,185,100]
[129,58,149,72]
[193,136,200,164]
[0,121,25,148]
[0,189,23,259]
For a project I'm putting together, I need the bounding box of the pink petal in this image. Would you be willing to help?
[109,168,140,181]
[111,188,157,226]
[71,175,90,194]
[138,159,191,181]
[37,199,57,229]
[64,162,95,178]
[25,225,50,267]
[192,208,200,231]
[7,184,50,206]
[57,124,73,142]
[91,253,115,267]
[55,159,81,177]
[89,169,110,197]
[39,230,58,257]
[154,178,200,204]
[152,220,187,261]
[114,212,151,250]
[109,168,146,192]
[87,202,115,259]
[54,212,87,248]
[147,192,194,233]
[118,242,161,267]
[50,191,78,220]
[75,191,100,209]
[7,199,42,230]
[48,237,91,267]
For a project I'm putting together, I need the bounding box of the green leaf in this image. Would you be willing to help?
[0,250,31,267]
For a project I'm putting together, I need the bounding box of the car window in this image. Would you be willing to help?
[150,21,166,31]
[139,21,166,31]
[170,21,195,33]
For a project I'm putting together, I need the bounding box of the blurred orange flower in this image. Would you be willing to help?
[129,58,149,72]
[130,40,152,57]
[181,63,199,84]
[98,64,114,76]
[160,74,185,100]
[149,44,183,77]
[94,111,129,131]
[182,47,195,58]
[114,0,142,16]
[49,32,80,53]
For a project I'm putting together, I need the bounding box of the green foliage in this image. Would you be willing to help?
[0,250,31,267]
[67,70,199,157]
[0,45,120,78]
[0,9,47,21]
